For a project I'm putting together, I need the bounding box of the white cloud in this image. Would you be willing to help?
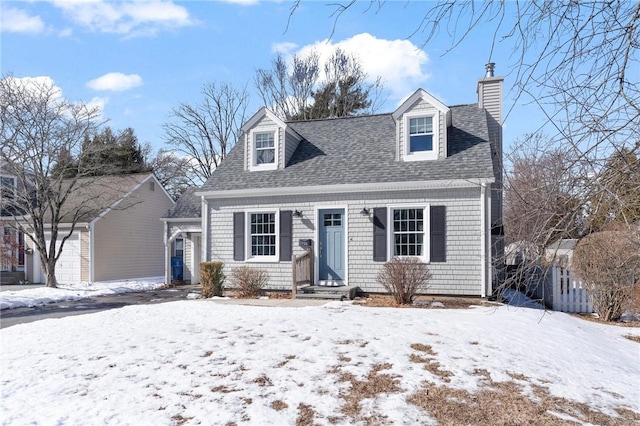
[49,0,196,36]
[294,33,430,103]
[87,73,143,92]
[5,76,62,99]
[0,7,45,34]
[4,76,105,117]
[271,42,297,54]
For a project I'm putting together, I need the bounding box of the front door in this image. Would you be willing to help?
[319,209,345,286]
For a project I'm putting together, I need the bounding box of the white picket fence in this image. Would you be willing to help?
[527,264,593,313]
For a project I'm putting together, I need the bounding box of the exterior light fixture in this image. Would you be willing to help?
[360,207,370,216]
[293,210,303,218]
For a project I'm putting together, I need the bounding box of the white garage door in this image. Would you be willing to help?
[42,232,81,284]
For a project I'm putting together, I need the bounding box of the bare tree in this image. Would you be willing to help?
[504,134,583,252]
[147,148,199,200]
[255,48,384,120]
[1,74,102,287]
[162,82,249,186]
[255,52,320,120]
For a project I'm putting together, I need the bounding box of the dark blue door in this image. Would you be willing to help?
[319,209,345,284]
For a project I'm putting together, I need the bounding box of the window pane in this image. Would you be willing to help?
[410,135,433,152]
[257,148,275,164]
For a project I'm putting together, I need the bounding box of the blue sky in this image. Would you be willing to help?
[1,1,537,153]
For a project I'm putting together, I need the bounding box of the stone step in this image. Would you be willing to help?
[295,285,358,300]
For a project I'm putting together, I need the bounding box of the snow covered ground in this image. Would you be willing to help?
[0,277,166,310]
[1,297,639,425]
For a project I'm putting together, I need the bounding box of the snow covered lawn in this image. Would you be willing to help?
[0,277,166,310]
[1,301,639,425]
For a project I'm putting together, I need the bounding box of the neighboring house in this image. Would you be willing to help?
[2,173,174,285]
[544,239,578,268]
[165,64,504,296]
[1,168,26,283]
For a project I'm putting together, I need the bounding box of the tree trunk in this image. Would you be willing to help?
[44,260,58,288]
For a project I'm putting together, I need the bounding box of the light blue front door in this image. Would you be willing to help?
[319,209,345,284]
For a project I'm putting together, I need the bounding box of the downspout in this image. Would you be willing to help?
[480,184,487,298]
[88,222,95,282]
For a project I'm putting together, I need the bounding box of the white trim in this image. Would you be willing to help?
[480,184,487,298]
[201,196,208,262]
[190,235,201,284]
[197,178,494,199]
[89,222,95,282]
[314,205,349,286]
[392,89,449,121]
[403,111,439,162]
[160,217,201,223]
[485,184,492,297]
[245,208,280,263]
[249,128,279,171]
[387,203,430,263]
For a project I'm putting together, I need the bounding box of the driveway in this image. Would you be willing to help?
[0,285,201,329]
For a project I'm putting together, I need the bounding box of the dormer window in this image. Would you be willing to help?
[409,117,433,152]
[403,112,439,161]
[249,128,279,171]
[255,132,275,165]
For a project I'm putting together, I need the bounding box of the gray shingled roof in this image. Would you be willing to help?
[199,104,494,193]
[166,187,201,219]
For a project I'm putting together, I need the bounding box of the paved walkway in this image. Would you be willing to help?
[0,284,45,292]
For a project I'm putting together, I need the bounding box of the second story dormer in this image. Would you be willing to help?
[392,89,451,162]
[241,107,303,172]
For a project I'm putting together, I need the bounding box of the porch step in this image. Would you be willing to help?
[296,285,358,301]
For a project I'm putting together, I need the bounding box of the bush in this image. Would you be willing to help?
[377,257,432,304]
[200,261,225,298]
[231,266,269,298]
[572,229,640,321]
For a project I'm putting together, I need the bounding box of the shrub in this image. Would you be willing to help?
[572,229,640,321]
[377,257,432,304]
[200,261,225,298]
[231,266,269,298]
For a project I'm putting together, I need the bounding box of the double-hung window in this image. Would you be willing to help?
[390,206,428,261]
[404,113,438,161]
[250,131,277,171]
[409,117,433,152]
[249,212,277,259]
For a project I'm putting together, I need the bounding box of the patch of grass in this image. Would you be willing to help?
[201,350,213,357]
[624,334,640,343]
[253,374,273,387]
[210,385,236,393]
[296,403,316,426]
[409,344,453,382]
[271,400,288,411]
[339,363,402,420]
[170,414,193,425]
[408,375,640,425]
[410,343,436,355]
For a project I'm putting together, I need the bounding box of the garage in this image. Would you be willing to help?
[41,231,81,285]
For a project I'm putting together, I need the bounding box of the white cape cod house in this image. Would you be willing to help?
[164,64,504,297]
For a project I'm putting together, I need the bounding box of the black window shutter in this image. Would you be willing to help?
[233,212,245,261]
[373,208,387,262]
[279,210,292,261]
[430,206,446,262]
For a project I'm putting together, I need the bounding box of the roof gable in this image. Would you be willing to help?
[392,89,450,124]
